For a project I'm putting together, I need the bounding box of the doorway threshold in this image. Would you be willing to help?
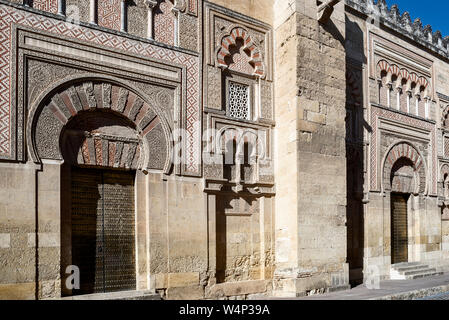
[53,290,161,300]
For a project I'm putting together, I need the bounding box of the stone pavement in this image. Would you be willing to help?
[419,291,449,300]
[288,274,449,300]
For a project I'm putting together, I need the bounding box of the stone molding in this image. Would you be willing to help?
[216,26,265,78]
[381,141,427,195]
[0,8,201,176]
[28,75,173,173]
[370,104,436,194]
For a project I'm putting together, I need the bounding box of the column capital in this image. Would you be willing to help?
[172,0,186,13]
[144,0,158,9]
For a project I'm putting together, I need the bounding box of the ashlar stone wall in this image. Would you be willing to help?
[273,0,349,297]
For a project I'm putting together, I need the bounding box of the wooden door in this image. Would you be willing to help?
[391,193,408,264]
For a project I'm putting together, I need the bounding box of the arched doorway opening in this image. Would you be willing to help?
[390,157,416,264]
[383,142,426,266]
[28,77,173,297]
[62,110,140,295]
[70,167,136,295]
[390,193,409,264]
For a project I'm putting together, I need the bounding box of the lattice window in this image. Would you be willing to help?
[445,137,449,159]
[228,81,250,120]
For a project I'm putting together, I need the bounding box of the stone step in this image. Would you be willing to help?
[402,268,437,276]
[394,265,430,273]
[392,262,422,268]
[405,271,444,280]
[390,262,443,281]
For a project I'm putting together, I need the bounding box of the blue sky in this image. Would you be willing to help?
[386,0,449,37]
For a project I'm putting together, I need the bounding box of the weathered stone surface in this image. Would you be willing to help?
[166,286,204,300]
[0,283,35,300]
[206,280,269,298]
[2,0,449,302]
[168,273,200,288]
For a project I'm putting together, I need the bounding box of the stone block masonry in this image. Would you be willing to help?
[274,0,349,297]
[1,0,449,301]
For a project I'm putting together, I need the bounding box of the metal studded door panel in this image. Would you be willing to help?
[103,171,136,293]
[391,194,408,264]
[71,168,136,295]
[71,169,104,295]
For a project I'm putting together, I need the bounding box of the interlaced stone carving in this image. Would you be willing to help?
[445,137,449,159]
[32,0,58,14]
[154,0,176,46]
[228,81,250,120]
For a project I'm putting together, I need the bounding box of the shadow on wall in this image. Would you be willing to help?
[345,14,370,287]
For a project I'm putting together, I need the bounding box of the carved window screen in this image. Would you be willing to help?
[228,81,251,120]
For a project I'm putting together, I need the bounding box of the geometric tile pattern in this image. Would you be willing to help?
[370,105,436,194]
[32,0,58,14]
[188,0,197,16]
[0,7,11,155]
[98,0,121,31]
[445,137,449,159]
[0,5,200,174]
[154,0,175,46]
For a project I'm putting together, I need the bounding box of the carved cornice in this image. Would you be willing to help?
[204,179,275,196]
[346,0,449,60]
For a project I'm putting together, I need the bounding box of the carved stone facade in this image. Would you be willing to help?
[346,0,449,284]
[1,0,449,301]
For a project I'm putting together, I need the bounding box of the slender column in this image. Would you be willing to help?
[120,0,126,32]
[406,91,411,113]
[58,0,64,15]
[396,87,401,111]
[235,153,243,191]
[171,0,186,47]
[377,80,382,105]
[172,9,180,46]
[174,11,179,46]
[145,0,158,40]
[386,83,392,108]
[90,0,97,24]
[415,94,420,116]
[425,97,430,119]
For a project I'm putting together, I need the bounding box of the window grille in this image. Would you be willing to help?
[228,81,250,120]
